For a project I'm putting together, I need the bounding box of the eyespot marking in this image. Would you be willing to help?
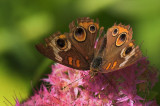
[55,34,68,50]
[89,24,96,33]
[125,47,132,55]
[112,28,118,36]
[68,57,73,65]
[119,48,136,67]
[74,27,86,42]
[116,33,127,46]
[76,60,80,67]
[56,39,66,49]
[78,22,99,30]
[49,34,71,62]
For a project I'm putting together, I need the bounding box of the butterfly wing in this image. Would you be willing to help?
[90,24,142,73]
[68,17,100,64]
[36,17,100,70]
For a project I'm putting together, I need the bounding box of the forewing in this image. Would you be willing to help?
[69,17,100,64]
[91,24,142,73]
[36,32,90,70]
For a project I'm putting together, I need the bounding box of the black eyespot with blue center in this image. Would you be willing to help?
[120,33,126,41]
[75,27,84,37]
[57,39,65,48]
[112,28,118,36]
[125,47,132,55]
[89,25,96,33]
[74,27,86,42]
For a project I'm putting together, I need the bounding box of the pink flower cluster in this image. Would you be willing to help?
[16,58,158,106]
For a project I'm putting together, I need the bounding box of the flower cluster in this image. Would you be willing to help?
[16,57,158,106]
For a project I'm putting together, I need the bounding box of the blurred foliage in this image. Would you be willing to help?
[0,0,160,105]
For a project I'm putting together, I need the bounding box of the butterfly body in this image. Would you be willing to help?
[36,17,142,74]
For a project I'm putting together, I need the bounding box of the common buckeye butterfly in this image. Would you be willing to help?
[36,17,142,75]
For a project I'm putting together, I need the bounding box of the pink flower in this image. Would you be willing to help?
[17,58,158,106]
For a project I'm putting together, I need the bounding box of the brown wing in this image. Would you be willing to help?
[36,17,100,70]
[90,23,142,73]
[36,32,90,70]
[68,17,100,64]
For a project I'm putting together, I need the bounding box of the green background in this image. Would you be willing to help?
[0,0,160,105]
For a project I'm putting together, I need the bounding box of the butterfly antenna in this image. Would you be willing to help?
[62,74,87,90]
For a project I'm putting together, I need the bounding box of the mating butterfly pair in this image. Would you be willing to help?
[36,17,142,75]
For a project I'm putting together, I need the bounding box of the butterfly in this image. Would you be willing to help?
[36,17,142,75]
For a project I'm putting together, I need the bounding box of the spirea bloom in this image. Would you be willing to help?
[17,57,158,106]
